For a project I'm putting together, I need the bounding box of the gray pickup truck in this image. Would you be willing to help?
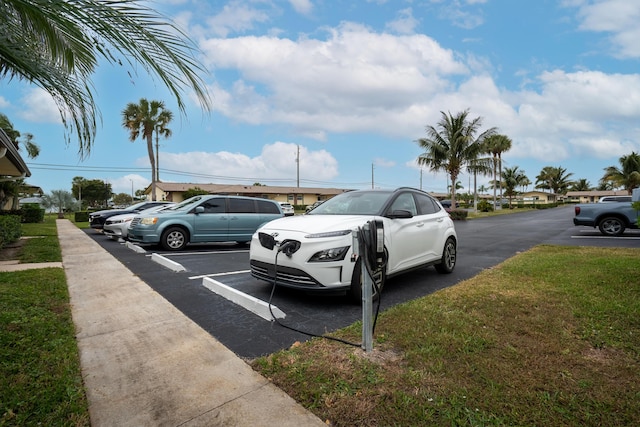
[573,192,639,236]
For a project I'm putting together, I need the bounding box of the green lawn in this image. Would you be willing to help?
[253,245,640,426]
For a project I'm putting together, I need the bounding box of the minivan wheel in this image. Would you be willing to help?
[598,217,625,236]
[435,237,456,274]
[161,226,188,251]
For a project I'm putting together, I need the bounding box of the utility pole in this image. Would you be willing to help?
[371,163,374,189]
[296,144,300,187]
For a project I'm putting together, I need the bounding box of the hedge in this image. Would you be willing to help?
[0,215,21,250]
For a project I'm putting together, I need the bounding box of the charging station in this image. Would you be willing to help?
[353,219,384,352]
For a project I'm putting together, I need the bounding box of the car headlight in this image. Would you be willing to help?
[140,217,159,225]
[305,230,352,238]
[308,246,350,262]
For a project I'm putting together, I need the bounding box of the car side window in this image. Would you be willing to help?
[257,200,280,214]
[415,193,439,214]
[389,193,418,216]
[199,198,226,214]
[228,198,255,213]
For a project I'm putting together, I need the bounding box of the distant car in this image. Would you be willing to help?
[128,195,284,251]
[89,201,174,230]
[250,187,457,301]
[103,203,175,240]
[439,199,459,209]
[305,200,324,213]
[598,196,632,203]
[278,202,295,216]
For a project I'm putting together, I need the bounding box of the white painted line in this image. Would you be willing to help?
[151,253,186,272]
[188,270,251,280]
[125,241,147,253]
[163,249,249,256]
[571,235,640,240]
[202,277,285,321]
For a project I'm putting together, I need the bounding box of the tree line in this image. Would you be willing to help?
[416,110,640,209]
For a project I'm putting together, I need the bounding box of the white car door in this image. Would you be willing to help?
[384,192,432,274]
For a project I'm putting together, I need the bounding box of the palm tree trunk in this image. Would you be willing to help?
[146,133,156,201]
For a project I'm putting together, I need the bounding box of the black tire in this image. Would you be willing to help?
[160,226,189,251]
[435,237,456,274]
[348,258,385,304]
[598,217,625,236]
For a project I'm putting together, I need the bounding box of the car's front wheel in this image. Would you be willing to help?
[161,226,189,251]
[434,237,456,274]
[598,217,625,236]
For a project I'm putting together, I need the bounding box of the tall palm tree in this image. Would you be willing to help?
[417,110,496,208]
[501,166,528,208]
[483,134,512,209]
[536,166,574,195]
[0,0,211,157]
[122,99,173,201]
[601,152,640,194]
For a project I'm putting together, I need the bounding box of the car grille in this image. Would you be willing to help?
[250,260,321,288]
[130,218,141,227]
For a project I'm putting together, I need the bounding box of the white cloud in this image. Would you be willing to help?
[573,0,640,58]
[17,89,61,124]
[144,142,339,186]
[385,8,419,35]
[0,96,9,109]
[206,1,271,37]
[288,0,313,15]
[110,174,149,196]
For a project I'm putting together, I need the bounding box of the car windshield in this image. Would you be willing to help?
[163,196,206,212]
[308,191,391,215]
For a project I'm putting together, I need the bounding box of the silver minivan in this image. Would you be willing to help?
[128,195,284,250]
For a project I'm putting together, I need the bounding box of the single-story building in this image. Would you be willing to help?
[143,182,352,206]
[565,190,631,204]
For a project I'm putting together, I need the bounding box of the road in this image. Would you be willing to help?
[85,205,639,358]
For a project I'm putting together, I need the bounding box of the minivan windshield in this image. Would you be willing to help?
[164,196,206,211]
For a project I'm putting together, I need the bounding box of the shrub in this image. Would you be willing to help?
[0,214,21,249]
[477,200,493,212]
[74,211,90,222]
[20,203,45,223]
[448,209,468,220]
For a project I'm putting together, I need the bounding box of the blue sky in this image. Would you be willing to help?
[2,0,640,197]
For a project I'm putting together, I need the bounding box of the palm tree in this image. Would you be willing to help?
[122,99,173,201]
[536,166,574,195]
[501,166,528,208]
[569,178,592,192]
[601,152,640,194]
[41,190,77,219]
[483,134,512,209]
[417,110,496,209]
[0,0,211,157]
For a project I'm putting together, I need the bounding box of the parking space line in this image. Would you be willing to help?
[163,250,249,256]
[572,235,640,240]
[202,277,285,321]
[188,270,250,280]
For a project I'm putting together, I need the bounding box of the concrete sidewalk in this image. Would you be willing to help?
[56,219,325,426]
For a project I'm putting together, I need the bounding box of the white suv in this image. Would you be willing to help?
[278,202,295,216]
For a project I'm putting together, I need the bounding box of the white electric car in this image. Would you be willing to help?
[249,187,457,301]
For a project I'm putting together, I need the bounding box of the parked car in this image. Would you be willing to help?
[439,199,459,209]
[305,200,324,213]
[103,203,175,240]
[128,195,284,251]
[598,195,632,203]
[89,201,174,230]
[250,187,457,301]
[278,202,295,216]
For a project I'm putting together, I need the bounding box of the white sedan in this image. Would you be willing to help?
[249,187,457,301]
[103,203,175,240]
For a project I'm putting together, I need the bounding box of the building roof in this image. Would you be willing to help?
[566,190,630,197]
[0,128,31,178]
[152,182,352,196]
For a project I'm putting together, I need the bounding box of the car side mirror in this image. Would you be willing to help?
[194,206,205,214]
[386,209,413,219]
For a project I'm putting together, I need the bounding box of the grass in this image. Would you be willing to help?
[252,245,640,426]
[0,215,89,426]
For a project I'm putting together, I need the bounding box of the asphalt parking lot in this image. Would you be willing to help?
[85,205,639,358]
